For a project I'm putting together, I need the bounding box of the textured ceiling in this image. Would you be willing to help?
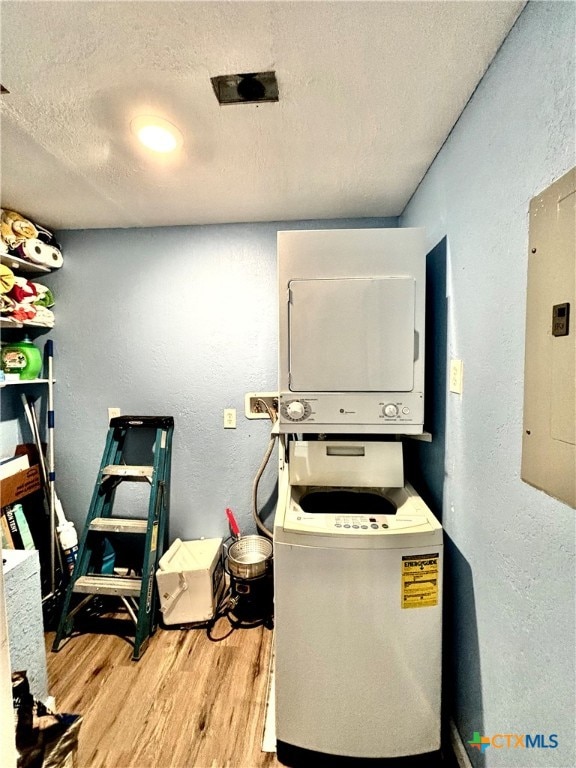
[0,1,525,230]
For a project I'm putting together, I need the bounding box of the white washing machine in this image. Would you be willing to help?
[274,440,443,766]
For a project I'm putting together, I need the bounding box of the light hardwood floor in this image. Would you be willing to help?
[45,618,281,768]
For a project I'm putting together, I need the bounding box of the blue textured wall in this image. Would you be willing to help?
[45,218,396,542]
[401,3,575,767]
[0,379,35,456]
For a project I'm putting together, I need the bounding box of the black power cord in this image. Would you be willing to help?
[206,584,274,642]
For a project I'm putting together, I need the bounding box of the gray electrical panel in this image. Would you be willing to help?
[522,167,576,508]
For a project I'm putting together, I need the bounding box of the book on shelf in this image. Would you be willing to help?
[2,503,36,550]
[0,511,14,548]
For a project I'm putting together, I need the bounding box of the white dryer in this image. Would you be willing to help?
[277,227,426,435]
[274,440,443,766]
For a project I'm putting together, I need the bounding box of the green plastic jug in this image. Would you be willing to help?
[1,336,43,380]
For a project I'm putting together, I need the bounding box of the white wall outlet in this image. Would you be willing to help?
[449,359,464,394]
[224,408,237,429]
[108,407,121,421]
[245,392,279,420]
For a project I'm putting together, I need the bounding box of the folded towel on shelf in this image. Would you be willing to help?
[11,303,37,323]
[0,294,16,313]
[1,266,57,327]
[8,276,37,305]
[1,299,53,327]
[32,282,55,308]
[1,208,63,270]
[0,209,38,249]
[26,305,54,328]
[0,264,15,294]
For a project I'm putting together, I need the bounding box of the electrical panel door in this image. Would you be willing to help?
[522,167,576,508]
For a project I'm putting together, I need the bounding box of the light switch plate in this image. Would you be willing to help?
[224,408,236,429]
[449,359,463,394]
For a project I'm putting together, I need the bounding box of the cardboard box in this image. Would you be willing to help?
[0,466,41,508]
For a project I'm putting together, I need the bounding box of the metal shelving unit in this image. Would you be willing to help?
[0,379,52,387]
[0,252,50,275]
[1,251,60,604]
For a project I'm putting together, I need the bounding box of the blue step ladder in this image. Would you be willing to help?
[52,416,174,660]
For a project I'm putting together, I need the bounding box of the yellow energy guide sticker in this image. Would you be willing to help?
[401,553,439,609]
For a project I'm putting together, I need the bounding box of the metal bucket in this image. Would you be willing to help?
[227,535,273,580]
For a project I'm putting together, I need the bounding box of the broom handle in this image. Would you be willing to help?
[21,393,48,486]
[46,340,56,593]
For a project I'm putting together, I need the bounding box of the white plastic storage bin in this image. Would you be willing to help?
[156,538,224,625]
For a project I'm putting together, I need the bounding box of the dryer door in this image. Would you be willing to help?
[288,276,415,392]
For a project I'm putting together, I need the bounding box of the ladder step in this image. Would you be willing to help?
[73,575,142,597]
[101,465,153,478]
[89,518,148,534]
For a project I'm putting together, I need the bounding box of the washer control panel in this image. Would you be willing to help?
[333,515,389,530]
[284,503,429,536]
[288,510,394,533]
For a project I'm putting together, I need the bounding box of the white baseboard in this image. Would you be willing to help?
[261,639,276,753]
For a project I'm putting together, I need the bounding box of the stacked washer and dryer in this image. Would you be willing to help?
[273,228,443,767]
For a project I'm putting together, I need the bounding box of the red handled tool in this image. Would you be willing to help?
[226,507,241,539]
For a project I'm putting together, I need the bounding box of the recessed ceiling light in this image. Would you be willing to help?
[131,116,183,153]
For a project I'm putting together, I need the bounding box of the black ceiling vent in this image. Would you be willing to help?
[211,71,278,105]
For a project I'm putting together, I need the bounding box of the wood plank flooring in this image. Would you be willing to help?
[45,618,281,768]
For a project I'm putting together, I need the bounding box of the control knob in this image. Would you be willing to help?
[281,399,312,422]
[287,401,305,419]
[383,403,399,418]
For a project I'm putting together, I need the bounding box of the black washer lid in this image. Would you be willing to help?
[299,489,397,516]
